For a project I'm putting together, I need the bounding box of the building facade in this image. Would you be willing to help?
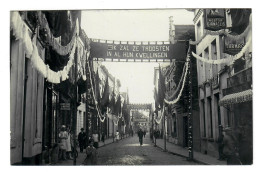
[10,11,87,165]
[193,9,252,163]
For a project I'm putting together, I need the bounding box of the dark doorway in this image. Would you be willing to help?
[183,116,188,147]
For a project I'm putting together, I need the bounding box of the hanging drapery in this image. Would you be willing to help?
[10,11,81,84]
[154,106,165,124]
[164,46,191,105]
[37,11,79,56]
[165,61,187,100]
[86,58,106,122]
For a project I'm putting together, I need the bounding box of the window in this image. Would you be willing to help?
[233,56,246,73]
[204,48,210,80]
[214,94,221,126]
[196,21,202,40]
[211,39,218,75]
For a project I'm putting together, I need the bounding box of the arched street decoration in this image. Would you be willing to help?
[89,39,187,62]
[127,103,152,111]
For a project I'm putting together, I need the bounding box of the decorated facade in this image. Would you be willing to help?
[191,9,252,164]
[10,10,88,164]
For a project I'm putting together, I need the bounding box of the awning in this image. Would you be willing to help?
[219,89,252,106]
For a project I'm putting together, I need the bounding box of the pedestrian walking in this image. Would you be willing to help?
[137,129,144,146]
[83,140,97,165]
[143,130,146,138]
[92,131,99,149]
[101,132,105,143]
[222,127,241,165]
[115,130,120,142]
[58,125,68,160]
[78,128,86,153]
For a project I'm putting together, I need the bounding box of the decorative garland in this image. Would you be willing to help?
[37,11,79,56]
[86,59,106,122]
[10,11,79,84]
[164,61,189,105]
[164,47,191,105]
[165,61,187,100]
[154,107,164,124]
[191,34,252,65]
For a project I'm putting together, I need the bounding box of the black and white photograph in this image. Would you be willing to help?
[5,0,258,168]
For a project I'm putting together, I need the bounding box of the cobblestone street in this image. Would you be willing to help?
[96,134,199,165]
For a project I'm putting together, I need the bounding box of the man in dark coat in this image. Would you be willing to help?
[137,129,144,146]
[78,128,86,153]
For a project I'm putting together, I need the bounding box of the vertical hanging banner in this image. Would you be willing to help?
[90,40,187,61]
[204,9,226,31]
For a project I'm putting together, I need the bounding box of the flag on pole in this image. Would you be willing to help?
[108,90,116,114]
[158,65,166,109]
[115,95,121,116]
[101,76,109,108]
[95,69,101,104]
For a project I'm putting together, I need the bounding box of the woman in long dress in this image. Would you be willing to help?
[58,125,68,160]
[115,130,120,142]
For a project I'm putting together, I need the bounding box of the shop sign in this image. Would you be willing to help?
[204,9,226,30]
[60,103,70,110]
[224,36,245,55]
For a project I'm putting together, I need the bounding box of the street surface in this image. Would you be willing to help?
[96,134,199,165]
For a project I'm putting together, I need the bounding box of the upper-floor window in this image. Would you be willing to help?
[204,48,210,80]
[211,39,218,75]
[196,21,202,40]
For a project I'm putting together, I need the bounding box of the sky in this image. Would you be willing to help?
[81,9,194,104]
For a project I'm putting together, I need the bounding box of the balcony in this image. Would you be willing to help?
[227,67,252,88]
[223,67,252,96]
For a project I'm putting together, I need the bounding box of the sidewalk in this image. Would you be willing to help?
[154,138,226,165]
[54,134,130,165]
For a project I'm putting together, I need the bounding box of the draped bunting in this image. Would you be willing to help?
[191,34,252,65]
[10,11,80,84]
[230,9,251,34]
[164,58,190,105]
[86,60,106,122]
[163,45,190,105]
[165,61,187,100]
[154,107,164,124]
[37,11,79,56]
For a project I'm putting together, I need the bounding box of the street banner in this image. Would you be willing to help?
[204,9,226,31]
[90,40,187,60]
[133,118,147,122]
